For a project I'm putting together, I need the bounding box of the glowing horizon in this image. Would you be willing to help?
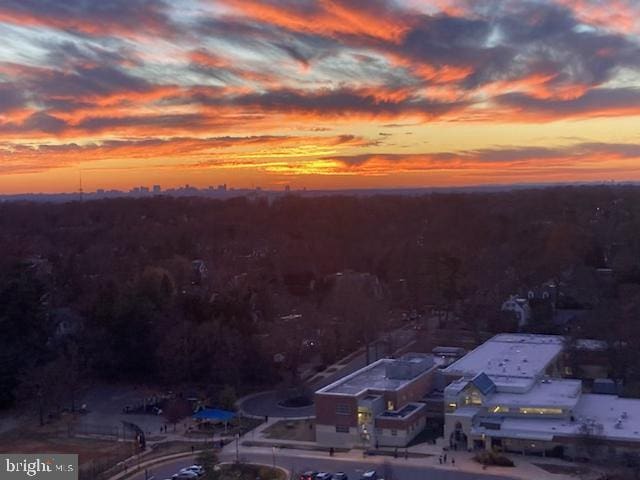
[2,0,640,194]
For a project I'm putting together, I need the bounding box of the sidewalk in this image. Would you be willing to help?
[233,424,603,480]
[235,441,600,480]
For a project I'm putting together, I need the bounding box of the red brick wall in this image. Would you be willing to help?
[315,394,358,427]
[395,369,435,407]
[375,408,426,430]
[371,369,436,410]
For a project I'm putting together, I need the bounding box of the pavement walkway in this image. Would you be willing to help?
[107,414,605,480]
[230,419,603,480]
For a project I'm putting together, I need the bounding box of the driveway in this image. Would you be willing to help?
[239,391,315,419]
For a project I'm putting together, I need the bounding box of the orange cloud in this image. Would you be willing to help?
[0,134,371,174]
[0,0,175,39]
[557,0,640,34]
[221,0,412,43]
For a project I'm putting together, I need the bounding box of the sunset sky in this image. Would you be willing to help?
[1,0,640,193]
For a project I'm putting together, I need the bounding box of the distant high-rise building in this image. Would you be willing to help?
[153,185,161,194]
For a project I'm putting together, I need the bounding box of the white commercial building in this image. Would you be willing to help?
[443,334,640,458]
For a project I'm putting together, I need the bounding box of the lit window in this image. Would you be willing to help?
[387,401,395,411]
[519,407,563,415]
[492,406,509,413]
[357,407,371,425]
[468,391,483,405]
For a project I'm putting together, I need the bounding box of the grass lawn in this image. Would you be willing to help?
[262,419,316,442]
[0,431,131,479]
[145,440,214,460]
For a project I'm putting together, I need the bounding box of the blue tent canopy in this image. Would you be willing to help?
[192,408,236,422]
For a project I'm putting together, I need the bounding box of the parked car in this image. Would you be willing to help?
[183,465,205,476]
[333,473,348,480]
[172,471,198,479]
[316,473,332,480]
[300,471,318,480]
[360,471,377,480]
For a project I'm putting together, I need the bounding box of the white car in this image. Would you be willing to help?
[172,471,198,480]
[184,465,205,477]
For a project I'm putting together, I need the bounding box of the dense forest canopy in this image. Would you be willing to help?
[2,186,640,409]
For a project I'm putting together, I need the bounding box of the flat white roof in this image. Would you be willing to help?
[444,334,564,385]
[486,379,582,410]
[316,355,437,396]
[574,394,640,443]
[474,394,640,444]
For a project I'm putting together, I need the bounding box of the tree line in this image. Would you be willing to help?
[2,185,640,411]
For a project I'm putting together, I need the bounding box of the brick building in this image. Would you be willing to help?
[315,353,439,448]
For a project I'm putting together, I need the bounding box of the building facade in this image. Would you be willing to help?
[443,334,640,459]
[315,353,438,448]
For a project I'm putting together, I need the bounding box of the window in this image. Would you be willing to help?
[387,401,395,411]
[357,407,371,425]
[335,425,349,433]
[465,390,483,406]
[336,404,351,415]
[519,407,563,415]
[446,402,457,412]
[492,406,509,413]
[391,429,397,436]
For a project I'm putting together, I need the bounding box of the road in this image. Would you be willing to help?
[131,448,513,480]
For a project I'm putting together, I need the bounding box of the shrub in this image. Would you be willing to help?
[473,451,515,467]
